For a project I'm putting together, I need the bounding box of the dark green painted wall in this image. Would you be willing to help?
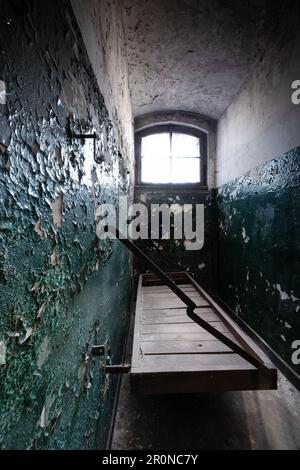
[216,147,300,375]
[0,0,132,449]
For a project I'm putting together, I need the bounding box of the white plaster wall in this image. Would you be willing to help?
[71,0,134,163]
[216,18,300,188]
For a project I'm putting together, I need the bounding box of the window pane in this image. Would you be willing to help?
[141,156,171,183]
[141,133,170,159]
[171,158,200,183]
[171,133,200,158]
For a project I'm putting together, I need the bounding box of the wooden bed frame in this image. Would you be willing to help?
[101,230,277,395]
[130,272,277,395]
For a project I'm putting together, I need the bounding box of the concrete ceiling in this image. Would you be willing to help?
[121,0,270,120]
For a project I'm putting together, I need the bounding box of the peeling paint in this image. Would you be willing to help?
[242,227,250,243]
[0,0,132,450]
[34,219,46,241]
[0,80,6,105]
[36,337,51,370]
[274,284,290,301]
[217,147,300,373]
[52,194,64,228]
[0,341,6,365]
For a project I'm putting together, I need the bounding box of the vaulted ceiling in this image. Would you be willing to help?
[121,0,280,119]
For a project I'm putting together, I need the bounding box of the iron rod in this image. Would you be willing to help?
[110,227,267,371]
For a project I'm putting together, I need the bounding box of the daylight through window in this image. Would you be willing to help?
[140,131,201,184]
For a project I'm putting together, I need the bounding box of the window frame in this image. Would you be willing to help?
[135,124,208,190]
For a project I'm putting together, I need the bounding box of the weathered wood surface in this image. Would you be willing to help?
[131,272,277,394]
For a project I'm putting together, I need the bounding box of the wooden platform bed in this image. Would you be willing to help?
[130,272,277,395]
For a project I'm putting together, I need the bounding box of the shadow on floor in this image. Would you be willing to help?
[112,316,300,450]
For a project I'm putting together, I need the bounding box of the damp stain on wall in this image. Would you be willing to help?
[0,0,133,449]
[216,147,300,374]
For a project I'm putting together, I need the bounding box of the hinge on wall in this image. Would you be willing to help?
[85,341,131,374]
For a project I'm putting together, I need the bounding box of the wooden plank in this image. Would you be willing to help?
[143,292,204,301]
[142,307,216,317]
[143,289,197,296]
[142,316,195,324]
[131,275,145,377]
[139,331,238,343]
[143,289,196,295]
[142,272,188,282]
[132,353,256,373]
[141,340,233,355]
[143,285,195,294]
[142,310,220,322]
[143,292,203,301]
[143,277,188,286]
[130,273,277,394]
[142,316,222,325]
[143,290,203,301]
[141,322,230,335]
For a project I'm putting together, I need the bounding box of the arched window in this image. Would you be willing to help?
[135,125,207,187]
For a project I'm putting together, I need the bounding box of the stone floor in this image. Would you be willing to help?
[112,315,300,450]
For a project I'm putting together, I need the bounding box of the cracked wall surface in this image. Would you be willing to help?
[0,0,133,449]
[217,148,300,375]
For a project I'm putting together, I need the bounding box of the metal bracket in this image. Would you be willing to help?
[70,132,97,140]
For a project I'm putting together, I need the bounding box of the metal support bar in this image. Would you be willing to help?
[111,227,196,310]
[109,227,268,372]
